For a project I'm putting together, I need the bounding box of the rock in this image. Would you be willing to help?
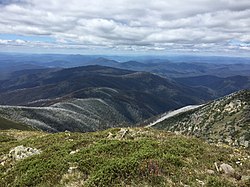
[242,175,250,181]
[115,128,129,139]
[225,136,233,145]
[9,145,41,161]
[180,181,190,187]
[244,141,249,148]
[0,155,8,166]
[235,159,242,166]
[120,128,128,139]
[236,162,242,166]
[68,166,78,174]
[70,149,80,155]
[196,179,205,186]
[219,163,234,175]
[233,139,239,146]
[214,162,219,172]
[174,131,182,135]
[239,136,248,147]
[206,169,215,175]
[107,132,113,139]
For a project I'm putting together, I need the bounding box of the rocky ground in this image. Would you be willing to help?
[153,90,250,149]
[1,128,250,187]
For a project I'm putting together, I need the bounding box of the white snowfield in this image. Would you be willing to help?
[146,105,203,127]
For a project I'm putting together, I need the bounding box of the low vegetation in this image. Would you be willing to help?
[153,90,250,149]
[0,128,249,187]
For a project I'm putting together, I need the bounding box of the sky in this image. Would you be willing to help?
[0,0,250,56]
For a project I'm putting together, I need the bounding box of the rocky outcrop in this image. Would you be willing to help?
[9,145,41,160]
[153,90,250,149]
[0,145,41,167]
[219,163,235,176]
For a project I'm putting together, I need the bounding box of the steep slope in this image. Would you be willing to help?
[0,128,249,187]
[152,90,250,149]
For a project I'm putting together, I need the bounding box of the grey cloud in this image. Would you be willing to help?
[0,0,249,55]
[0,0,27,5]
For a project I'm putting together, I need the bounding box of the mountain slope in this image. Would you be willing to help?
[0,65,215,132]
[0,117,32,131]
[1,128,249,187]
[0,85,209,132]
[152,90,250,149]
[0,95,148,132]
[0,65,211,106]
[115,60,250,78]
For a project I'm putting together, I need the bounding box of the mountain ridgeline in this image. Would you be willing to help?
[0,65,210,106]
[0,65,213,132]
[152,90,250,149]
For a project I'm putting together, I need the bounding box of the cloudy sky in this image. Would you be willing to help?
[0,0,250,55]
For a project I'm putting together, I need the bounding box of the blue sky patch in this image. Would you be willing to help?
[0,34,55,42]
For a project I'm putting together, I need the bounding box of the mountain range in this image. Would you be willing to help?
[0,53,249,139]
[0,65,213,132]
[1,53,250,79]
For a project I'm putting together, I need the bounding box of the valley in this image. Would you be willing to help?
[0,65,214,132]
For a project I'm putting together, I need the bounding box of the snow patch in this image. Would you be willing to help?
[146,105,203,127]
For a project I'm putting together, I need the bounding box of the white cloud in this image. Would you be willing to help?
[0,0,249,55]
[0,39,10,44]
